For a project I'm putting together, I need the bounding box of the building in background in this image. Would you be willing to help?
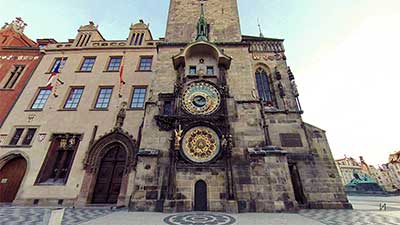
[0,0,352,212]
[335,156,361,185]
[387,151,400,190]
[335,155,400,193]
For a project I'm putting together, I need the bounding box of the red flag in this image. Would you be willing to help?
[118,57,126,97]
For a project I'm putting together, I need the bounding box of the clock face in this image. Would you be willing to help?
[182,127,220,163]
[182,82,221,115]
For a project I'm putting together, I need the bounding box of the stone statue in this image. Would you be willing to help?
[174,124,183,150]
[291,80,299,97]
[115,102,127,128]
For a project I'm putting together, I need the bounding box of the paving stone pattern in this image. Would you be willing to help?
[300,209,400,225]
[61,208,115,225]
[0,207,51,225]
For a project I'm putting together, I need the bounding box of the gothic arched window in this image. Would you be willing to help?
[255,68,273,103]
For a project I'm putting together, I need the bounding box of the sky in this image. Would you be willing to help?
[1,0,399,166]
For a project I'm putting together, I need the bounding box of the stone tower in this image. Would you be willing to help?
[130,0,352,212]
[165,0,241,42]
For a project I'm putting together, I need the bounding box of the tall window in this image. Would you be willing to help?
[255,68,273,103]
[8,127,37,146]
[64,88,84,109]
[36,134,80,184]
[107,57,122,71]
[31,88,52,110]
[94,87,113,109]
[9,128,24,145]
[21,128,37,145]
[3,65,25,89]
[51,58,67,72]
[79,57,96,72]
[138,56,152,71]
[130,87,147,109]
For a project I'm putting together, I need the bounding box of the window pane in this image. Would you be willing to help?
[64,88,84,109]
[189,66,196,75]
[51,58,67,72]
[80,57,95,72]
[9,128,24,145]
[95,88,113,109]
[130,87,147,109]
[207,66,214,75]
[139,57,152,71]
[31,89,51,109]
[22,128,37,145]
[107,57,122,71]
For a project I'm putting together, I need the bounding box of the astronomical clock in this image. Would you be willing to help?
[179,82,223,163]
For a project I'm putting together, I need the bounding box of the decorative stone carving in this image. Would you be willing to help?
[115,101,127,128]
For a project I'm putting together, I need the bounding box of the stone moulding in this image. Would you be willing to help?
[137,148,161,157]
[247,146,287,157]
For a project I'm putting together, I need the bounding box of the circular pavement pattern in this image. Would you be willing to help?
[163,213,236,225]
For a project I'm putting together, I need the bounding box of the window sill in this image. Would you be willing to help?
[57,109,78,111]
[127,108,145,111]
[24,109,43,112]
[0,88,15,91]
[0,145,32,148]
[135,70,152,72]
[103,70,120,73]
[34,182,66,186]
[75,70,92,73]
[89,108,109,111]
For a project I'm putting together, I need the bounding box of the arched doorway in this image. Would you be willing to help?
[92,145,127,204]
[194,180,207,211]
[0,157,27,203]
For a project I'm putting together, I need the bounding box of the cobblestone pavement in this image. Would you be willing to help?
[0,196,399,225]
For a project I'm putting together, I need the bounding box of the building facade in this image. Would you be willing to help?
[0,18,45,129]
[0,0,351,212]
[0,20,156,206]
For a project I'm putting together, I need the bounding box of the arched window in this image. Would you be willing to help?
[255,68,273,103]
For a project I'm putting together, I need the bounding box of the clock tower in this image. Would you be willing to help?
[130,0,351,213]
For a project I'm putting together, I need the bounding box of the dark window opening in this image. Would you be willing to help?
[255,68,273,104]
[36,134,81,185]
[22,128,37,145]
[163,101,173,115]
[3,65,25,89]
[206,66,214,75]
[189,66,197,75]
[9,128,24,145]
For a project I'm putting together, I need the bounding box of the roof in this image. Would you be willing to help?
[241,35,284,42]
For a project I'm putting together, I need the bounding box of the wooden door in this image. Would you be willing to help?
[289,164,307,205]
[92,146,126,204]
[0,157,27,202]
[194,180,207,211]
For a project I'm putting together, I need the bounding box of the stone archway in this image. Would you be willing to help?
[76,128,137,206]
[0,153,28,203]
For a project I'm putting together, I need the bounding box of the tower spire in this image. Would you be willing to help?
[257,18,264,38]
[196,2,208,41]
